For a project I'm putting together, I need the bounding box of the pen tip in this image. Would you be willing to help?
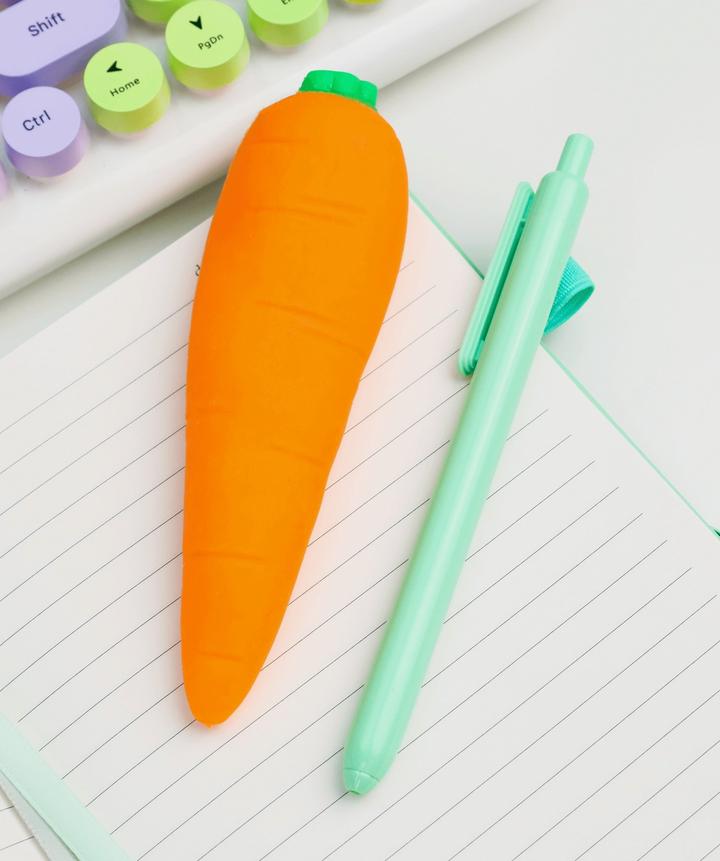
[344,768,379,796]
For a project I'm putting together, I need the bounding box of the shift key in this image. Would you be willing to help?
[0,0,127,97]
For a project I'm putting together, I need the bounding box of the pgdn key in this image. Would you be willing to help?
[0,0,127,97]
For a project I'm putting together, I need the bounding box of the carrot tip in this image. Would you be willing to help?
[184,652,253,727]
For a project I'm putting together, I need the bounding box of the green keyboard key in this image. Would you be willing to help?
[246,0,328,49]
[125,0,195,25]
[84,43,171,134]
[166,1,250,90]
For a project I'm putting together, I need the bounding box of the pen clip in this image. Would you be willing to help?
[457,182,534,376]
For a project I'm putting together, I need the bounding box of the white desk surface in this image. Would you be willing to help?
[1,0,719,528]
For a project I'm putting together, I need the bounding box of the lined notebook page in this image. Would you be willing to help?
[1,202,719,861]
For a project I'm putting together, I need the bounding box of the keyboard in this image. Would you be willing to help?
[0,0,538,299]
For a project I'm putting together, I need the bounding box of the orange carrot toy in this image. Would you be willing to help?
[182,70,408,726]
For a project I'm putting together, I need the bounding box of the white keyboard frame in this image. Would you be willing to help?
[0,0,538,299]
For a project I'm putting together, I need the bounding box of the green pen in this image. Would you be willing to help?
[343,133,594,795]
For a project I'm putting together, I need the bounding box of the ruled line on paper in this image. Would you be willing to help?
[19,597,181,722]
[0,385,186,522]
[699,841,720,860]
[438,488,626,641]
[8,357,452,734]
[446,511,643,629]
[60,680,184,777]
[360,311,458,382]
[346,350,463,435]
[289,499,431,605]
[0,468,184,607]
[469,457,591,554]
[0,835,35,853]
[1,256,447,531]
[633,789,720,861]
[383,284,436,324]
[53,646,182,759]
[0,343,189,478]
[264,560,408,670]
[0,299,193,440]
[464,486,619,567]
[506,409,549,441]
[194,750,345,861]
[1,278,496,681]
[0,809,32,855]
[450,718,720,861]
[5,554,181,697]
[310,440,451,546]
[486,434,572,500]
[411,597,716,772]
[327,381,468,490]
[418,516,648,698]
[0,511,182,657]
[0,426,185,562]
[1,310,462,704]
[257,792,349,861]
[331,391,543,504]
[88,718,197,808]
[5,266,462,648]
[572,737,720,861]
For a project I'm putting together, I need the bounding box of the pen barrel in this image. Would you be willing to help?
[343,150,590,791]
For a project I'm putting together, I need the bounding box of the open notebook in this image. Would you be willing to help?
[1,201,719,861]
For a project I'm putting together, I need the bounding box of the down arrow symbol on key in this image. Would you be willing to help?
[190,16,202,29]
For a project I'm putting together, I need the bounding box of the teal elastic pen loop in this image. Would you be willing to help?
[544,256,594,335]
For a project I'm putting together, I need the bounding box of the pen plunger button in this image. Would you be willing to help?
[557,133,594,179]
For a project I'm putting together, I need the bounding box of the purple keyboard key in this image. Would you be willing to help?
[0,0,127,97]
[2,86,89,178]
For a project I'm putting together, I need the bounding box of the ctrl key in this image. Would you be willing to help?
[1,87,90,178]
